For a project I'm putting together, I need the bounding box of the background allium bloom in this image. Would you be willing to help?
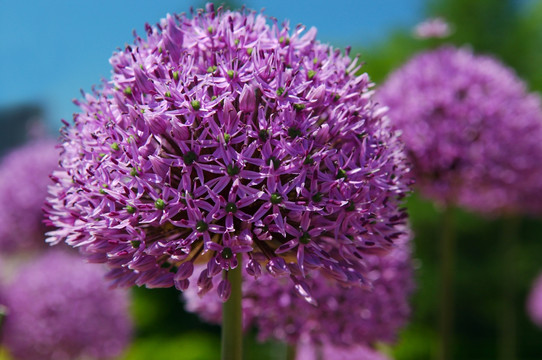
[45,5,411,300]
[0,139,58,252]
[527,272,542,328]
[413,17,451,39]
[184,234,414,346]
[378,46,542,215]
[1,250,132,360]
[296,342,391,360]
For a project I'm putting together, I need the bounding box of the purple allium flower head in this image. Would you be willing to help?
[296,342,391,360]
[184,232,414,346]
[413,17,451,39]
[527,272,542,328]
[45,4,411,300]
[378,46,542,215]
[1,250,132,360]
[0,139,58,253]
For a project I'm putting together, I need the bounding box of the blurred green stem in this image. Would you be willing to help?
[221,254,243,360]
[499,216,520,360]
[0,304,7,332]
[438,205,455,360]
[316,344,324,360]
[286,343,297,360]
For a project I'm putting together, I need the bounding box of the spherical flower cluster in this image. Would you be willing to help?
[0,139,58,252]
[45,4,411,300]
[527,272,542,328]
[184,233,414,346]
[378,46,542,215]
[296,342,390,360]
[1,250,132,360]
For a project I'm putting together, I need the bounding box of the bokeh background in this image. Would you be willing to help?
[1,0,542,359]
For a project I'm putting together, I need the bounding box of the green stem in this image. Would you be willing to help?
[0,304,7,332]
[286,343,297,360]
[499,216,520,360]
[316,344,324,360]
[438,205,455,360]
[221,254,243,360]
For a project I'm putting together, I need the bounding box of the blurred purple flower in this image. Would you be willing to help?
[0,250,132,360]
[378,46,542,215]
[0,139,58,253]
[45,4,411,300]
[413,17,451,39]
[296,341,391,360]
[184,232,414,346]
[527,272,542,328]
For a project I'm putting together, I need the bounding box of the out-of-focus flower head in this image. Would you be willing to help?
[184,232,414,347]
[527,272,542,328]
[45,4,411,301]
[0,139,58,253]
[378,46,542,215]
[413,17,452,39]
[0,250,132,360]
[296,341,391,360]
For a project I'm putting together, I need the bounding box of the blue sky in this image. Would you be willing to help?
[0,0,426,129]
